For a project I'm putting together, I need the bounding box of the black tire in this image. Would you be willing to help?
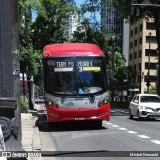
[0,117,11,140]
[129,109,133,119]
[137,111,142,121]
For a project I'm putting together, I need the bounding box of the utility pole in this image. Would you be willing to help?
[0,0,22,150]
[146,32,151,93]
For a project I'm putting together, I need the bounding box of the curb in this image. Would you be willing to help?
[21,113,42,160]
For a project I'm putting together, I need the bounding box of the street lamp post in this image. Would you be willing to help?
[111,36,115,80]
[146,32,151,93]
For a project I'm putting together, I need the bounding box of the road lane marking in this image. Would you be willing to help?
[111,125,119,127]
[127,131,137,134]
[103,122,160,144]
[137,135,150,138]
[151,140,160,144]
[118,128,128,131]
[104,122,112,125]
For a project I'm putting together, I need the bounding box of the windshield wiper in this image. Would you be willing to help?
[77,75,95,103]
[61,87,76,102]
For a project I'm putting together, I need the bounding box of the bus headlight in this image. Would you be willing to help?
[98,98,109,107]
[47,100,59,108]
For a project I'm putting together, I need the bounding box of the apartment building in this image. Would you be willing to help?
[64,11,80,40]
[129,17,158,94]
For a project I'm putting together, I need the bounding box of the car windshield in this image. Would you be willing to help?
[140,96,160,103]
[44,56,107,96]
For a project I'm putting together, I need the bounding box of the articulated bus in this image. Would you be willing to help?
[42,43,110,127]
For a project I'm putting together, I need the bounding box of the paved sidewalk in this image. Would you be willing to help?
[21,112,42,160]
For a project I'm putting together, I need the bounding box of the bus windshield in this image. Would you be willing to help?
[44,57,107,96]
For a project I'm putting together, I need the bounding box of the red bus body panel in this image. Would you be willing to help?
[46,103,110,122]
[43,43,105,57]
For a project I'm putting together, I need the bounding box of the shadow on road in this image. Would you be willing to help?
[127,117,160,122]
[36,118,107,132]
[37,120,107,132]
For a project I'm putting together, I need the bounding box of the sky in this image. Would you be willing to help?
[75,0,100,22]
[75,0,85,7]
[32,0,100,22]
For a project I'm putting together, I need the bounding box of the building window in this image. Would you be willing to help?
[130,30,133,37]
[139,37,142,44]
[146,22,156,30]
[145,49,158,56]
[134,52,137,59]
[135,27,138,34]
[130,42,133,49]
[139,63,141,70]
[135,40,137,47]
[139,50,142,57]
[145,62,157,70]
[134,64,136,72]
[130,54,132,60]
[140,24,143,31]
[146,36,157,43]
[144,75,157,82]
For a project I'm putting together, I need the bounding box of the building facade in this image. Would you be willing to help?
[101,0,128,65]
[64,11,80,40]
[129,17,158,94]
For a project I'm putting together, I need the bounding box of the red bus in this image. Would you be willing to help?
[42,43,110,127]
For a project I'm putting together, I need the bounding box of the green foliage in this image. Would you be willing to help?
[80,0,101,30]
[71,19,105,45]
[20,46,42,76]
[149,86,156,94]
[20,96,29,113]
[31,0,78,50]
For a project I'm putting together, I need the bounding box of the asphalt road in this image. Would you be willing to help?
[36,104,160,160]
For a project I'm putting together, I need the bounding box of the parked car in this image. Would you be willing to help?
[129,94,160,120]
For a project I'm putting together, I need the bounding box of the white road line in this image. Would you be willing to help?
[151,140,160,144]
[127,131,137,134]
[111,125,119,127]
[118,128,128,131]
[137,135,150,139]
[104,122,112,125]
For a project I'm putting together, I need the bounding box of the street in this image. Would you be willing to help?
[35,104,160,160]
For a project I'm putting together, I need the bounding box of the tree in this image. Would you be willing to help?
[71,19,129,100]
[31,0,77,50]
[19,0,45,76]
[80,0,101,30]
[71,19,106,47]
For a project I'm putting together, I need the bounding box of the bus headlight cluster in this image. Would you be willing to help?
[98,98,109,107]
[47,100,59,108]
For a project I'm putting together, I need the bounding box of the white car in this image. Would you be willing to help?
[129,94,160,120]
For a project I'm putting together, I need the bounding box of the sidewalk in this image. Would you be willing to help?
[21,111,42,160]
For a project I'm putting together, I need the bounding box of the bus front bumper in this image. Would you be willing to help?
[46,103,110,122]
